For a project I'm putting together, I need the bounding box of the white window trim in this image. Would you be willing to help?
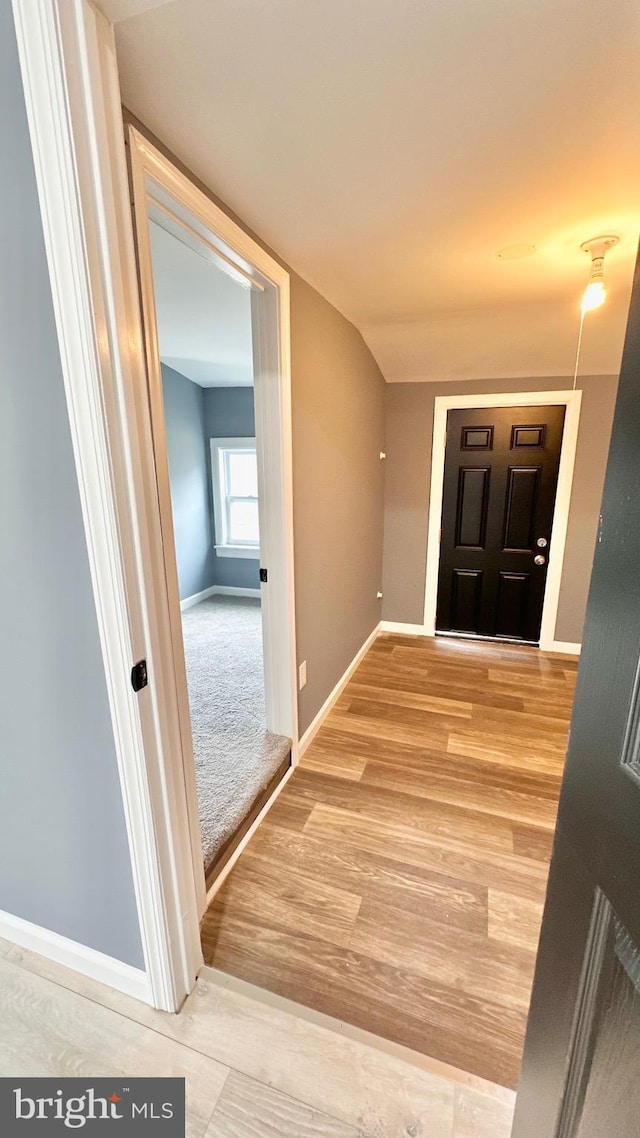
[210,436,260,558]
[215,546,260,560]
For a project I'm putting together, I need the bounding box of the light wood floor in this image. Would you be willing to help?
[202,633,578,1089]
[0,939,514,1138]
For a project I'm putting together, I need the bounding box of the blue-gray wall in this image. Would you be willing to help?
[204,386,259,590]
[203,386,255,438]
[0,0,144,967]
[162,374,260,594]
[161,364,216,600]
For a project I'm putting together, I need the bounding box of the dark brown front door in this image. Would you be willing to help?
[436,404,565,642]
[512,250,640,1138]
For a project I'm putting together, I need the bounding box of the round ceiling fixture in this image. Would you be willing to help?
[495,242,536,260]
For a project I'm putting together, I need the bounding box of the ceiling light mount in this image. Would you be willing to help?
[580,234,619,259]
[580,234,619,313]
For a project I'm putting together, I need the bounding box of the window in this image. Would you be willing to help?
[210,437,260,558]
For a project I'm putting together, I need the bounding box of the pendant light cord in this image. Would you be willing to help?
[572,309,586,391]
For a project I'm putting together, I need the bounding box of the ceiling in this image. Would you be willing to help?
[148,219,254,387]
[113,0,640,382]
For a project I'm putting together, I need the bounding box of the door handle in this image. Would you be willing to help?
[534,554,546,565]
[536,537,548,548]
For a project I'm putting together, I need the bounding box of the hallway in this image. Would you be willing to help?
[202,633,577,1088]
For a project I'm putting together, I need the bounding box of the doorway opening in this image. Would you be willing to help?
[149,213,291,876]
[423,390,583,654]
[128,126,298,903]
[436,404,565,644]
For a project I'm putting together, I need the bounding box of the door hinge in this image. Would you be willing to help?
[131,659,148,692]
[260,567,268,583]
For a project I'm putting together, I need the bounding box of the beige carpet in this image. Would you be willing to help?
[181,595,290,871]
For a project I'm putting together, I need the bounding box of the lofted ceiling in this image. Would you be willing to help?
[113,0,640,382]
[149,219,254,387]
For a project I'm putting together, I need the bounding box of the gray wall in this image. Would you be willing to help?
[161,364,216,600]
[0,0,143,967]
[382,375,619,643]
[291,275,385,733]
[203,385,259,590]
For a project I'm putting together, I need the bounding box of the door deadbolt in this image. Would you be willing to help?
[536,537,548,548]
[534,554,546,565]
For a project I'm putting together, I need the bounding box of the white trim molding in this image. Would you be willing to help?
[211,585,261,598]
[423,389,583,653]
[547,641,581,656]
[13,0,297,1007]
[180,585,218,611]
[379,621,428,636]
[215,546,260,560]
[0,910,151,1004]
[299,624,381,756]
[180,584,262,610]
[128,125,298,928]
[127,126,298,751]
[12,0,203,1009]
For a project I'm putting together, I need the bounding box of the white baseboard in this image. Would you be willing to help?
[211,585,261,598]
[546,640,581,656]
[298,623,381,756]
[0,909,151,1003]
[180,584,261,610]
[180,584,217,611]
[379,620,429,636]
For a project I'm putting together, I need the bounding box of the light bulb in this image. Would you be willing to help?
[581,280,606,313]
[579,237,618,313]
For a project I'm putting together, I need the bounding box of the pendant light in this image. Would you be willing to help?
[580,235,619,313]
[572,234,619,389]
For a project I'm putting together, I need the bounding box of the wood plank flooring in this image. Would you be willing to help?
[202,634,578,1089]
[0,941,515,1138]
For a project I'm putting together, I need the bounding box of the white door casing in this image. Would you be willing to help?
[12,0,297,1008]
[423,390,583,653]
[127,127,298,906]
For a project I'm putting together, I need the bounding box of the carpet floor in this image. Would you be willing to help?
[181,595,291,872]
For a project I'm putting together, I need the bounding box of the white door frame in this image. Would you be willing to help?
[423,390,583,653]
[11,0,297,1010]
[127,126,298,901]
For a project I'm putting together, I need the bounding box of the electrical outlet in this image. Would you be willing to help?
[298,660,307,690]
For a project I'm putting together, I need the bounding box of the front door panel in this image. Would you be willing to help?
[512,247,640,1138]
[436,404,566,641]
